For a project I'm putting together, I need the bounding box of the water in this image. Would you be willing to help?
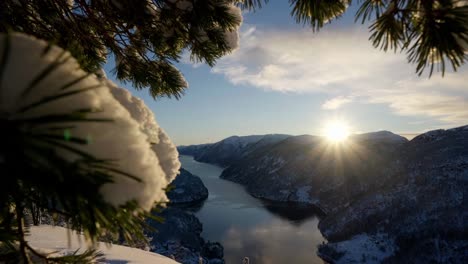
[179,155,326,264]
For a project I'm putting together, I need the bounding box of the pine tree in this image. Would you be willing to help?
[0,0,243,98]
[240,0,468,76]
[0,32,175,263]
[2,0,465,99]
[1,1,242,262]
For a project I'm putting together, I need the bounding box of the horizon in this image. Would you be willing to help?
[104,2,468,146]
[177,129,459,146]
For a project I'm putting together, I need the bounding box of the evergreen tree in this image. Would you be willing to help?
[0,33,172,263]
[2,0,466,101]
[240,0,468,76]
[0,1,242,262]
[0,0,243,98]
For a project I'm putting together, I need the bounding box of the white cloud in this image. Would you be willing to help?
[213,26,468,125]
[0,33,176,211]
[213,27,399,92]
[322,96,353,110]
[368,90,468,123]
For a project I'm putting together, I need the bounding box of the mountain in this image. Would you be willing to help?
[178,134,290,167]
[318,125,468,263]
[176,143,212,157]
[180,126,468,263]
[180,127,468,262]
[220,131,408,212]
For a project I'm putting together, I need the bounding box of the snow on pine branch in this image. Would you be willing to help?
[107,81,160,143]
[225,4,243,50]
[177,1,243,51]
[0,32,178,211]
[107,81,181,183]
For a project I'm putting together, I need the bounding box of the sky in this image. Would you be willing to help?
[104,2,468,146]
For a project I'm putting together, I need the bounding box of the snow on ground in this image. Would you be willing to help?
[352,131,407,143]
[295,186,312,203]
[27,225,179,264]
[326,233,396,264]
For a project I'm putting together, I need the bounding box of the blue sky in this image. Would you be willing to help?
[104,2,468,146]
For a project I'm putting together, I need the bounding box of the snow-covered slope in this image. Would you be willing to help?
[178,134,290,167]
[28,225,179,264]
[220,131,408,211]
[351,130,408,144]
[318,125,468,263]
[179,127,468,262]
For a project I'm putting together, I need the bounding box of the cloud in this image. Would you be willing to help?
[368,89,468,123]
[0,33,176,211]
[213,27,399,92]
[322,96,353,110]
[213,26,468,125]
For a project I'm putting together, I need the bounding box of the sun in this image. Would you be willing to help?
[324,120,350,143]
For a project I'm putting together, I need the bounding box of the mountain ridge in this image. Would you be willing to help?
[177,125,468,263]
[178,134,291,167]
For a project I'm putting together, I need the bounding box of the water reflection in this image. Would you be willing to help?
[260,201,325,224]
[173,200,206,213]
[179,155,326,264]
[222,219,325,264]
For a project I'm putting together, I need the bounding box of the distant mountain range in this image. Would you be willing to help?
[178,134,290,167]
[177,126,468,263]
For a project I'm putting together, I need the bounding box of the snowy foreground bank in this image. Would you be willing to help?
[27,225,179,264]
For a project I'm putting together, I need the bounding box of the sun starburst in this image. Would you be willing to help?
[324,120,350,143]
